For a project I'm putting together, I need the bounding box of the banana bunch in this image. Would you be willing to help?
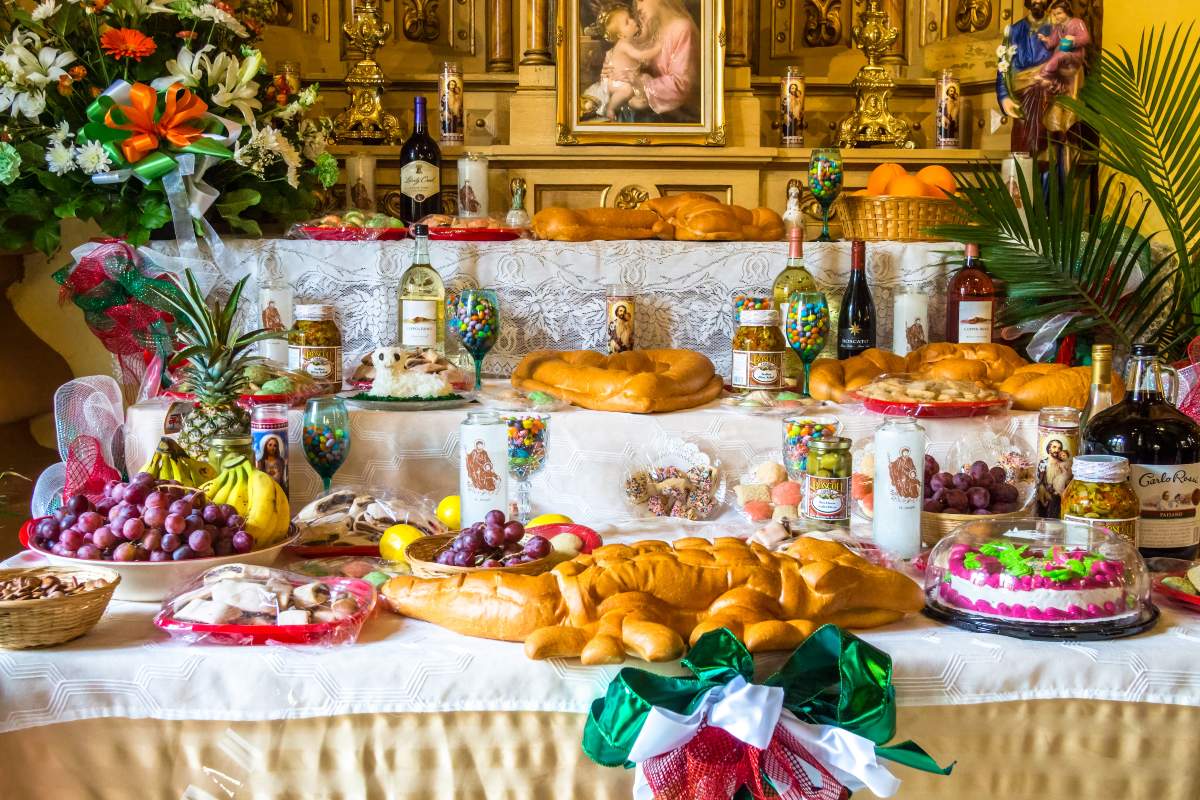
[141,437,217,487]
[201,455,290,546]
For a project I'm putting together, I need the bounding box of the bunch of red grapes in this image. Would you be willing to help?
[31,473,255,562]
[435,509,551,568]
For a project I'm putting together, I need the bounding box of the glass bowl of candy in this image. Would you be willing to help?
[781,415,841,479]
[923,517,1157,640]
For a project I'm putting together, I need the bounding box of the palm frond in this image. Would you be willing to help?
[931,158,1196,358]
[1058,24,1200,306]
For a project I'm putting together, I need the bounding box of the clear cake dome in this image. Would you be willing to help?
[923,517,1156,639]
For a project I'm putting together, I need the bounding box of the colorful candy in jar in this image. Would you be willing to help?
[303,423,349,475]
[782,417,840,478]
[506,415,547,479]
[785,299,828,359]
[732,295,771,323]
[808,154,844,202]
[451,294,498,357]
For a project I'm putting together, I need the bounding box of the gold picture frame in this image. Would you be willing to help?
[555,0,725,146]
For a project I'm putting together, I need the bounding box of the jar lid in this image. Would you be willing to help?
[810,436,850,451]
[1072,455,1129,483]
[295,304,334,321]
[210,434,252,446]
[739,309,779,326]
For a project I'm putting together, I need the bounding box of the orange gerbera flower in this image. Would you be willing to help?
[100,28,157,61]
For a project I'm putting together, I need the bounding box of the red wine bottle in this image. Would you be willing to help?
[1083,343,1200,560]
[837,240,875,359]
[399,96,442,224]
[945,243,996,343]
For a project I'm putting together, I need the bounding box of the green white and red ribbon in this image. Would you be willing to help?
[583,626,952,800]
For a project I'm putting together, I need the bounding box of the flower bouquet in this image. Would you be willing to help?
[0,0,339,254]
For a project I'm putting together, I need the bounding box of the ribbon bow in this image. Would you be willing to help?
[105,83,207,165]
[583,626,952,800]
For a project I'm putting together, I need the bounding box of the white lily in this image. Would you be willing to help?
[0,84,47,119]
[1,30,41,78]
[130,0,174,14]
[32,0,60,21]
[187,2,249,38]
[152,44,214,90]
[208,51,261,124]
[21,46,75,89]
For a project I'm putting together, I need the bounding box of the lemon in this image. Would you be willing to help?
[380,524,427,563]
[528,513,573,528]
[436,495,462,530]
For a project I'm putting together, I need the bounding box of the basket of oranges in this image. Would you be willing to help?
[838,164,966,242]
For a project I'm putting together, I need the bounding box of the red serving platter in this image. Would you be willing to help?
[849,393,1012,419]
[154,576,377,645]
[428,227,522,241]
[1153,574,1200,610]
[296,226,408,241]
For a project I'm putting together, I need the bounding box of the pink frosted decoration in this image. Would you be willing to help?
[1066,605,1084,619]
[1011,604,1027,618]
[985,573,1000,588]
[1103,601,1117,615]
[1087,603,1102,617]
[976,600,995,614]
[1027,607,1045,620]
[996,603,1011,615]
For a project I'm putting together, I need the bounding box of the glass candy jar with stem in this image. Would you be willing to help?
[784,290,830,397]
[450,289,500,390]
[503,413,549,523]
[302,397,351,493]
[808,148,844,242]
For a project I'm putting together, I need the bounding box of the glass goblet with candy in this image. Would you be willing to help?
[450,289,500,391]
[784,290,830,398]
[503,413,549,523]
[808,148,844,242]
[302,397,351,494]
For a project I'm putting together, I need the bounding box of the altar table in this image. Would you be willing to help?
[145,238,962,379]
[2,518,1199,799]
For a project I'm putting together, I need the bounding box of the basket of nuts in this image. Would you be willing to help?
[0,567,120,649]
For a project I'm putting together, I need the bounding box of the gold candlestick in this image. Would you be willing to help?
[333,0,402,144]
[836,0,913,149]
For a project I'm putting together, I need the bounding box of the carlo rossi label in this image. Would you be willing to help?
[1130,463,1200,549]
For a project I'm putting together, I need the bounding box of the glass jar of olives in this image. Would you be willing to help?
[804,436,851,523]
[1062,455,1138,547]
[207,434,254,474]
[288,304,343,394]
[731,309,786,390]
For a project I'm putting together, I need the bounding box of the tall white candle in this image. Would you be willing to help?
[457,154,489,218]
[892,289,930,356]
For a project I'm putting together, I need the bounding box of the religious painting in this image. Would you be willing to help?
[555,0,725,145]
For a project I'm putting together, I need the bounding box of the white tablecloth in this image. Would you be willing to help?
[123,387,1035,515]
[3,517,1199,736]
[145,239,960,378]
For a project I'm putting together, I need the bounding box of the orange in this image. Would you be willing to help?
[866,163,907,196]
[916,165,957,198]
[884,174,930,198]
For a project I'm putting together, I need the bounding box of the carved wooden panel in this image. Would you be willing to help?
[920,0,945,45]
[952,0,992,33]
[804,0,842,47]
[770,0,850,59]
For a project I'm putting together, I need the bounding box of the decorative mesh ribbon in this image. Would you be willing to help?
[63,434,121,503]
[1178,336,1200,423]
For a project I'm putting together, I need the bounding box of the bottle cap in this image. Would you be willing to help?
[295,303,334,321]
[1131,342,1157,357]
[739,309,779,326]
[1071,455,1130,483]
[851,240,865,266]
[1092,343,1113,358]
[412,223,429,236]
[965,243,980,258]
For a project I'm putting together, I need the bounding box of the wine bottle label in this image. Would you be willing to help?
[401,161,440,202]
[804,474,849,522]
[957,300,994,343]
[731,350,783,389]
[401,299,438,347]
[1129,463,1200,549]
[288,345,342,386]
[1035,423,1078,517]
[1063,515,1138,547]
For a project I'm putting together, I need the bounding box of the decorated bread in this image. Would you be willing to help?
[998,364,1125,411]
[381,536,923,663]
[808,349,906,402]
[642,193,784,242]
[531,207,672,241]
[511,349,724,413]
[903,343,1027,384]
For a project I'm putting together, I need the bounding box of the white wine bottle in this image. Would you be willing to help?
[398,224,445,353]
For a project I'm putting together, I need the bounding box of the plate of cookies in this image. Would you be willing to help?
[621,435,725,521]
[849,373,1012,418]
[731,457,803,525]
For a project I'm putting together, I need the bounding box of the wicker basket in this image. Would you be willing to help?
[405,534,556,578]
[0,566,120,649]
[921,507,1027,548]
[837,194,966,242]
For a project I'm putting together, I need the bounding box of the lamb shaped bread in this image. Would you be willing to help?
[511,349,724,413]
[381,536,923,664]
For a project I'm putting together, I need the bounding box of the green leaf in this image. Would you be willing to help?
[54,198,80,219]
[33,223,61,256]
[138,196,173,232]
[216,188,264,237]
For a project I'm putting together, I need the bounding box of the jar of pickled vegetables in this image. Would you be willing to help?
[207,434,254,473]
[288,304,343,393]
[1062,455,1138,546]
[804,436,851,523]
[731,309,785,390]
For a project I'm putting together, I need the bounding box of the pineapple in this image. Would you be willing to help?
[147,270,285,458]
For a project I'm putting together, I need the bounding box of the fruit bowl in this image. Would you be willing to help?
[21,531,296,602]
[405,533,555,578]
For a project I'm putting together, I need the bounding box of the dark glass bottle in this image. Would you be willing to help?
[945,243,996,344]
[837,240,875,359]
[398,97,442,224]
[1082,343,1200,560]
